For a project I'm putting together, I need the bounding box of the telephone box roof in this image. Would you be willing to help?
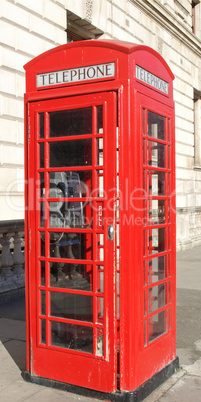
[24,39,174,80]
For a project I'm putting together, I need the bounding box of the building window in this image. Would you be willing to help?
[66,10,103,42]
[192,0,200,35]
[194,89,201,169]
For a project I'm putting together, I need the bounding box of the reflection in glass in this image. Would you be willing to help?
[48,170,92,198]
[49,108,92,137]
[40,202,45,228]
[50,262,92,290]
[97,138,103,165]
[49,233,92,261]
[40,319,46,344]
[49,139,92,168]
[97,234,104,261]
[39,113,44,139]
[148,228,166,254]
[143,260,147,286]
[148,200,165,225]
[96,327,104,357]
[40,142,44,168]
[40,261,45,286]
[148,111,165,140]
[148,141,166,168]
[97,297,104,324]
[50,292,93,322]
[148,283,167,313]
[39,173,45,198]
[49,201,92,229]
[148,256,167,284]
[51,321,93,353]
[143,109,146,135]
[97,266,104,293]
[40,290,46,315]
[97,105,103,133]
[147,171,166,196]
[40,232,45,257]
[169,307,171,330]
[144,290,146,316]
[96,170,104,197]
[144,320,147,347]
[149,310,167,342]
[143,139,146,165]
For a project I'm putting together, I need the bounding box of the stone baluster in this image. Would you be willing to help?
[0,232,14,279]
[13,231,25,276]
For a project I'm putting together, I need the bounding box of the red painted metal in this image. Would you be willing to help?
[24,40,175,394]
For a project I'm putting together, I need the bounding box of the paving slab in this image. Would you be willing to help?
[158,375,201,402]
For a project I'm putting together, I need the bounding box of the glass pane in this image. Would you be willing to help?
[39,113,44,139]
[51,321,93,353]
[40,319,46,344]
[97,105,103,133]
[143,139,146,165]
[49,139,92,167]
[97,297,104,324]
[148,111,165,140]
[49,201,92,229]
[148,200,166,225]
[143,260,147,286]
[148,141,166,168]
[148,228,166,254]
[96,170,104,197]
[40,232,45,257]
[148,256,167,284]
[40,202,45,227]
[143,230,146,256]
[40,290,46,315]
[40,260,45,286]
[144,290,146,316]
[48,170,92,199]
[148,283,167,313]
[97,138,103,165]
[49,233,93,260]
[97,266,104,293]
[39,172,45,198]
[149,310,167,342]
[147,171,166,196]
[39,142,44,168]
[96,327,104,356]
[97,233,104,261]
[144,320,147,347]
[50,292,93,322]
[169,307,171,330]
[168,119,171,143]
[143,109,146,135]
[49,108,92,137]
[50,263,93,290]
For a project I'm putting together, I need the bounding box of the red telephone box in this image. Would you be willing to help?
[24,40,178,400]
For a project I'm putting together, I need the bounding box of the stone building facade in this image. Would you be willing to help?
[1,0,201,250]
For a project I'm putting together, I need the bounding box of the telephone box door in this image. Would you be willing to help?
[27,92,117,392]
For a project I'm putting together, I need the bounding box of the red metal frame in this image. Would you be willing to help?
[24,40,175,394]
[27,93,117,392]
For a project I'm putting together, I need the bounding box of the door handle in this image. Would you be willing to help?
[108,225,114,241]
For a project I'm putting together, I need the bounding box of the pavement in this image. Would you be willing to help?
[0,246,201,401]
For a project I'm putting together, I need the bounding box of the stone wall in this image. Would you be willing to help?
[0,0,67,220]
[1,0,201,250]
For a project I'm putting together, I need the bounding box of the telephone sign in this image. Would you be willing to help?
[37,62,115,87]
[24,40,178,401]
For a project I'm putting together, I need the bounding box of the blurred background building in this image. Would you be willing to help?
[1,0,201,251]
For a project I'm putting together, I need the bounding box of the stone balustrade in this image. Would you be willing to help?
[0,220,25,300]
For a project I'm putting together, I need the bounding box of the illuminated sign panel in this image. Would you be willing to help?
[136,65,168,94]
[37,62,115,88]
